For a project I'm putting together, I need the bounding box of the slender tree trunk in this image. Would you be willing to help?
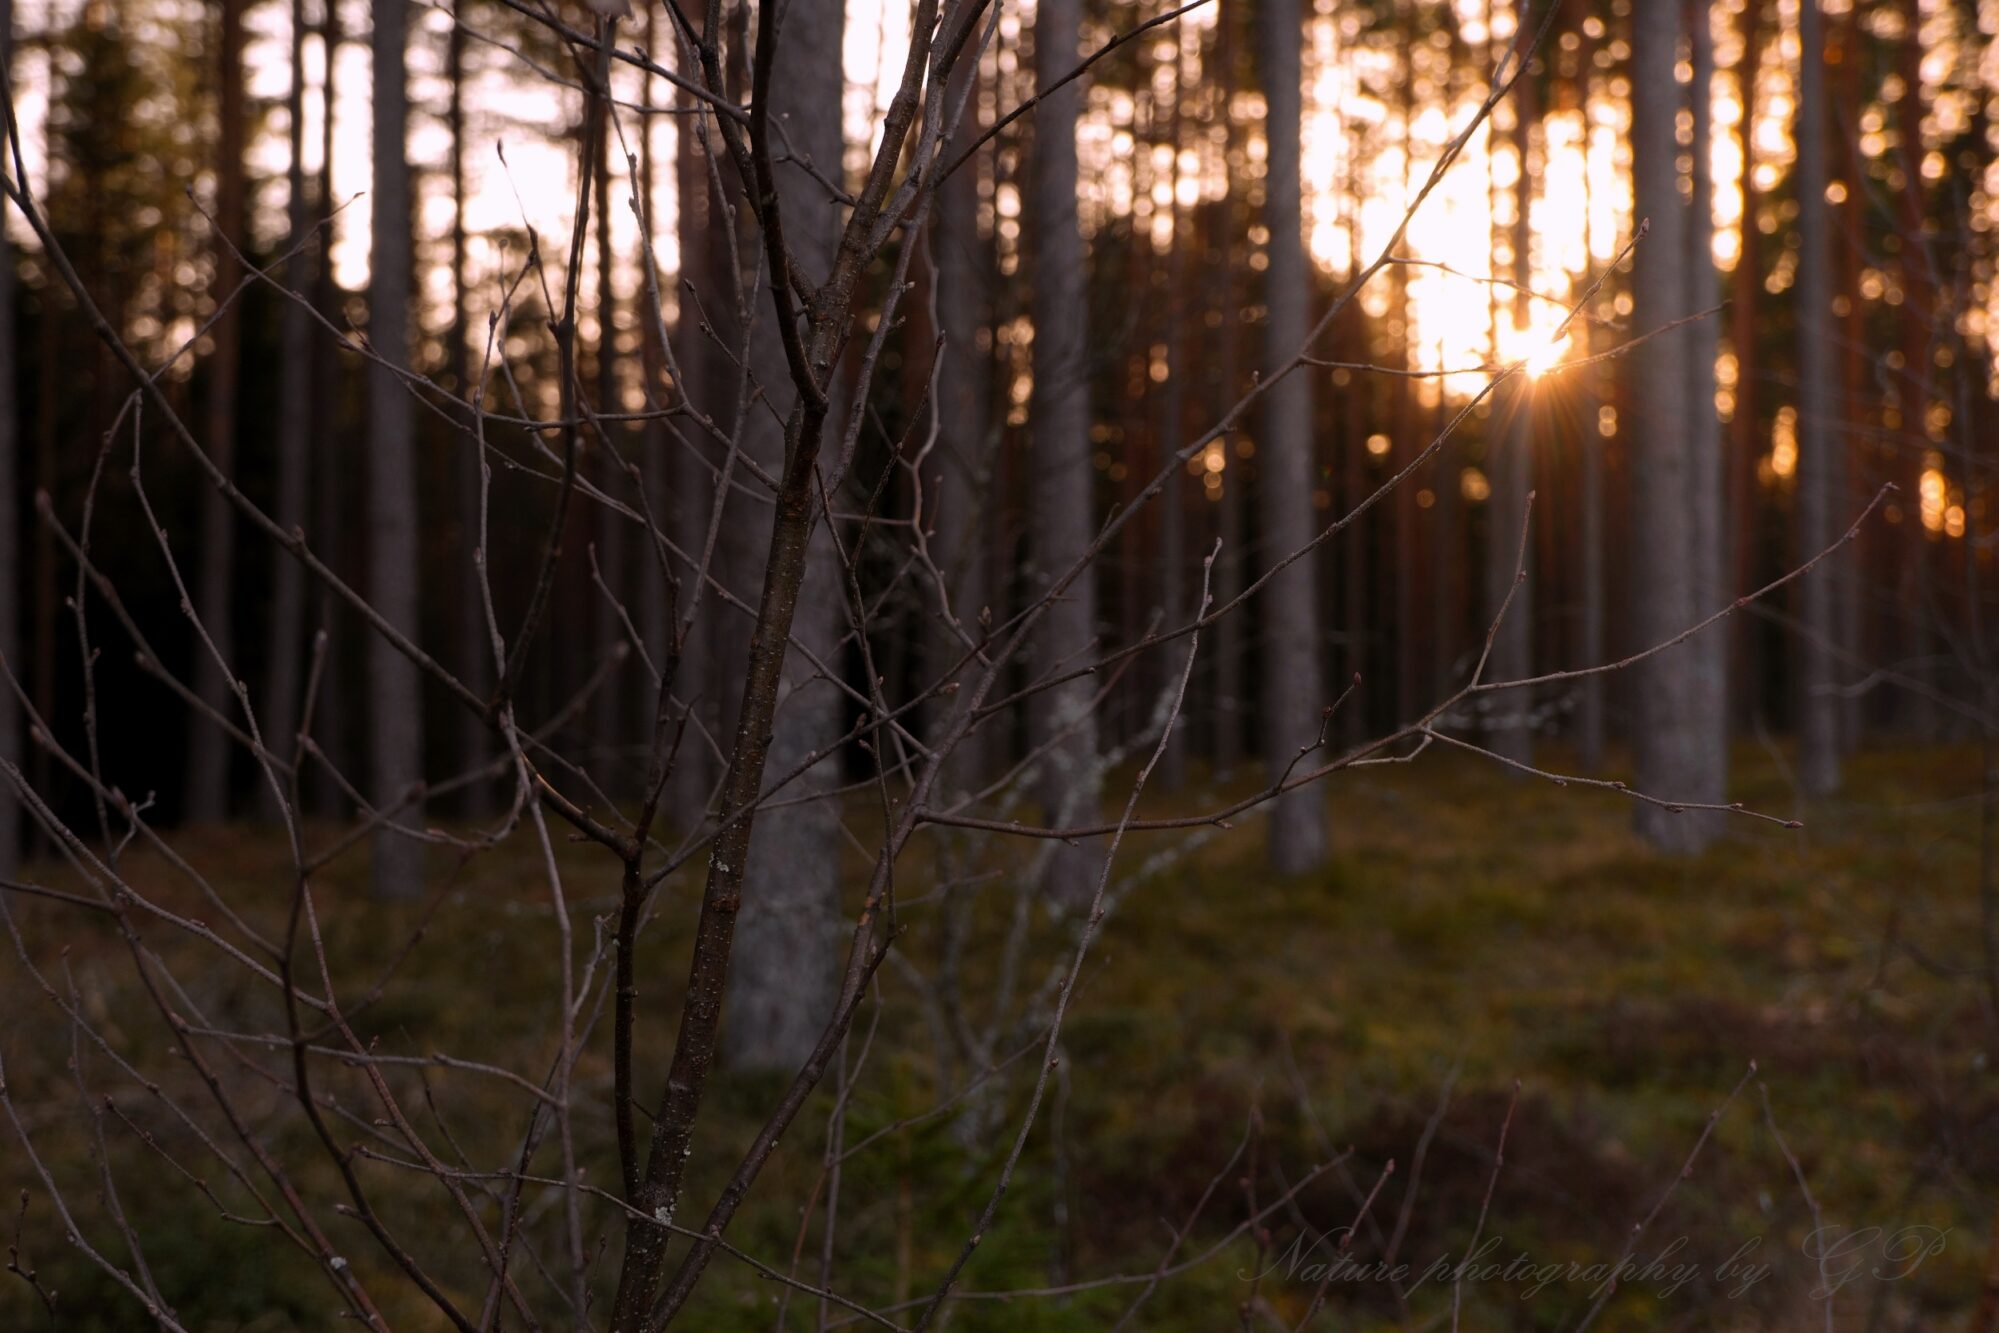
[1338,254,1368,743]
[257,0,315,824]
[1578,328,1606,770]
[1255,0,1327,871]
[1575,5,1605,770]
[1391,34,1419,726]
[1685,0,1730,810]
[637,2,680,817]
[1155,57,1190,792]
[1487,34,1535,767]
[307,0,349,821]
[591,84,627,790]
[1430,346,1460,704]
[368,0,424,897]
[929,44,995,788]
[188,0,247,823]
[448,0,492,817]
[1025,0,1102,903]
[1834,5,1869,742]
[1630,0,1721,852]
[1729,0,1763,733]
[664,32,721,828]
[1897,0,1935,740]
[0,0,17,876]
[1211,199,1246,769]
[718,0,847,1072]
[1795,0,1840,793]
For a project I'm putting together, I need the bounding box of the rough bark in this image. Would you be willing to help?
[717,0,847,1073]
[367,0,425,897]
[1255,0,1327,871]
[1026,0,1102,902]
[1795,0,1839,793]
[1630,0,1721,852]
[187,0,247,823]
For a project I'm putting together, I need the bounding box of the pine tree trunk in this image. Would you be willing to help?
[1155,55,1190,792]
[717,0,847,1072]
[1795,0,1840,793]
[636,2,680,820]
[0,0,18,877]
[447,0,492,817]
[1026,0,1102,903]
[307,0,349,821]
[591,87,627,790]
[1684,0,1730,817]
[1729,0,1763,734]
[929,45,995,789]
[188,0,247,823]
[1486,32,1535,768]
[1255,0,1327,872]
[1630,0,1721,852]
[367,0,425,897]
[1575,0,1606,770]
[664,40,721,829]
[1578,347,1606,770]
[1212,197,1246,770]
[256,0,314,824]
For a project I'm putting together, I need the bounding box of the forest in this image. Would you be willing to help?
[2,0,1998,1327]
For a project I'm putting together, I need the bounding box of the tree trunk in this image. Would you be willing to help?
[1210,196,1247,769]
[591,82,627,791]
[448,0,492,817]
[187,0,247,823]
[1795,0,1840,793]
[718,0,847,1073]
[1025,0,1102,903]
[1630,0,1721,852]
[1578,343,1606,770]
[636,2,679,818]
[1729,0,1763,734]
[1684,0,1730,812]
[0,0,17,877]
[1574,2,1605,770]
[929,43,995,789]
[256,0,314,824]
[1155,53,1190,792]
[367,0,425,897]
[1255,0,1327,872]
[1486,30,1535,768]
[664,32,723,829]
[307,0,350,821]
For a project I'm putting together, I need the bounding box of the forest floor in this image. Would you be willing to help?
[3,743,1996,1330]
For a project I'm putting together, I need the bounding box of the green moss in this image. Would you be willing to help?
[3,746,1994,1329]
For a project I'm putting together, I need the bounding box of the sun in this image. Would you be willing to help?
[1522,334,1565,379]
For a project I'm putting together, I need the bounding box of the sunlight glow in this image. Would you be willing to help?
[1520,331,1565,378]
